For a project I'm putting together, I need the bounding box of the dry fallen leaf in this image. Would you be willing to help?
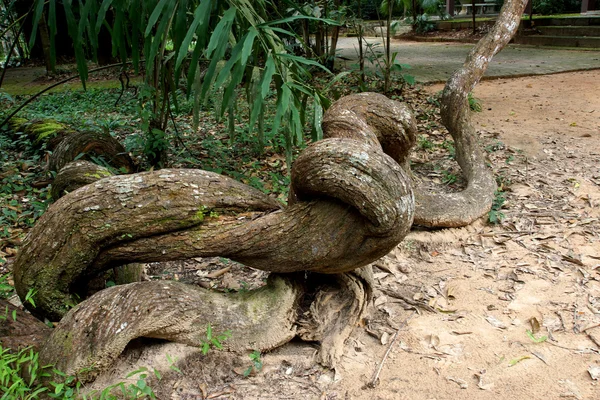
[447,376,468,389]
[486,315,507,329]
[588,366,600,381]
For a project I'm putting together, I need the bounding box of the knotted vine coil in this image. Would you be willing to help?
[14,93,417,381]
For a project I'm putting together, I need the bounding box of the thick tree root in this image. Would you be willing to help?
[51,160,113,200]
[297,267,374,367]
[39,275,303,382]
[47,130,135,174]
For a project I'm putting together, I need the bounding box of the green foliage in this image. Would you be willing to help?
[243,350,263,377]
[532,0,580,15]
[468,92,482,112]
[355,42,415,92]
[0,344,161,400]
[199,323,231,355]
[414,13,436,33]
[488,189,506,224]
[0,346,50,399]
[0,274,14,299]
[417,134,434,150]
[0,131,52,239]
[29,0,329,166]
[441,170,457,185]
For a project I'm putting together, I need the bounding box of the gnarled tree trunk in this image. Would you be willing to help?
[15,93,416,382]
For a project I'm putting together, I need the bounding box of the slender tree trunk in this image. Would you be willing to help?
[38,12,54,74]
[472,0,476,35]
[412,0,417,27]
[358,0,365,86]
[384,0,393,93]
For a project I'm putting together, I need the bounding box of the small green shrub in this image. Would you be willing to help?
[488,190,506,224]
[468,93,482,112]
[0,344,160,399]
[199,323,231,355]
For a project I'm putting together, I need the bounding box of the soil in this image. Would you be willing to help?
[80,70,600,399]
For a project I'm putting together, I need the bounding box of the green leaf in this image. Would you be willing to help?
[241,27,258,66]
[126,367,148,378]
[62,0,88,88]
[526,330,548,343]
[271,83,291,142]
[275,53,331,73]
[259,15,340,27]
[29,0,46,49]
[54,383,64,394]
[313,98,323,141]
[176,0,213,72]
[260,55,276,98]
[145,0,170,37]
[95,0,114,34]
[48,0,57,69]
[147,0,177,76]
[508,355,530,366]
[404,74,416,86]
[199,8,236,101]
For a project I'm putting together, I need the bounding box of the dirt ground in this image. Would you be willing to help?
[79,70,600,399]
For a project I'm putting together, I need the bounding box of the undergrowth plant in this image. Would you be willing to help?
[488,189,506,224]
[0,344,160,400]
[468,92,482,112]
[199,323,231,355]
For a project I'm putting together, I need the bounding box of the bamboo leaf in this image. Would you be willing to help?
[220,60,245,118]
[241,27,258,66]
[213,37,244,92]
[271,83,291,142]
[312,97,323,141]
[48,0,57,69]
[275,53,331,73]
[62,0,88,88]
[258,15,339,27]
[260,54,276,98]
[175,0,212,72]
[29,0,46,48]
[78,0,90,39]
[263,26,298,38]
[147,1,177,76]
[145,0,170,37]
[206,8,236,58]
[95,0,114,34]
[290,98,303,145]
[200,8,236,101]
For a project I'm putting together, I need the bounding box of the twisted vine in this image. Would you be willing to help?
[13,93,416,381]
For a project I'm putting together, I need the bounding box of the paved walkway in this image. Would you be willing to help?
[335,37,600,83]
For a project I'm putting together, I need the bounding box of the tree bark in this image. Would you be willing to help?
[47,130,136,174]
[50,160,113,200]
[39,275,303,382]
[412,0,529,227]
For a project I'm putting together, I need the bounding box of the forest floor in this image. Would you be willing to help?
[82,70,600,399]
[1,64,599,398]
